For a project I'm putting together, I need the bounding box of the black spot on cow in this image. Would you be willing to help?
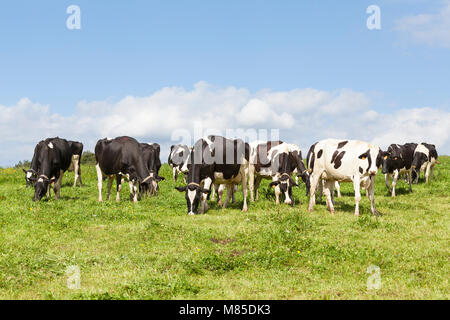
[317,149,323,159]
[359,167,363,174]
[333,151,346,169]
[337,141,348,149]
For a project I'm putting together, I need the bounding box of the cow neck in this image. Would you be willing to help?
[135,156,151,183]
[37,148,53,178]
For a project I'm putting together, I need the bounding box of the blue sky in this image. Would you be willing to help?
[0,0,449,165]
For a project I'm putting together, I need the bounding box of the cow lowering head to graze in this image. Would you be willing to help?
[168,144,190,183]
[67,140,84,187]
[411,143,439,184]
[175,135,250,215]
[140,142,165,196]
[248,141,307,205]
[379,143,417,197]
[287,143,310,193]
[23,140,45,187]
[95,136,153,202]
[307,139,382,216]
[32,137,72,201]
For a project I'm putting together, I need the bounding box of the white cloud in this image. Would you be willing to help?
[395,1,450,48]
[1,82,449,166]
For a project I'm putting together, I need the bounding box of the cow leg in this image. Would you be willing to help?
[211,184,218,202]
[273,177,281,205]
[116,175,123,202]
[77,160,83,186]
[96,163,103,202]
[323,180,335,214]
[172,167,177,182]
[408,169,412,193]
[241,165,248,212]
[248,165,255,202]
[353,175,361,216]
[308,173,321,212]
[425,163,431,183]
[254,176,262,201]
[391,170,399,197]
[129,181,138,202]
[223,184,232,208]
[200,177,212,214]
[368,176,379,216]
[52,171,63,199]
[384,173,390,192]
[72,156,79,187]
[218,185,225,206]
[318,179,323,202]
[335,181,342,198]
[106,176,113,201]
[232,185,237,203]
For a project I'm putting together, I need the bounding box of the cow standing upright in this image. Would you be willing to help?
[140,142,165,196]
[95,136,153,202]
[168,144,190,183]
[307,139,381,216]
[411,143,439,184]
[67,140,83,187]
[380,143,417,197]
[175,135,250,215]
[23,140,45,187]
[32,137,73,201]
[248,141,309,205]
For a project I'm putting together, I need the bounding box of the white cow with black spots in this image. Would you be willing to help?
[308,139,382,216]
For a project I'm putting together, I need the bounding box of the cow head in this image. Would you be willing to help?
[23,168,37,187]
[358,148,379,176]
[33,174,55,201]
[380,147,403,174]
[411,151,428,173]
[175,183,210,215]
[141,173,165,196]
[269,173,298,205]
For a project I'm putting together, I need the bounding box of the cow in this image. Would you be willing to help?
[305,142,342,202]
[307,139,381,216]
[175,135,250,215]
[94,136,154,202]
[168,144,190,183]
[32,137,72,201]
[380,143,417,197]
[248,141,307,205]
[139,142,164,196]
[211,183,238,206]
[411,143,439,184]
[67,140,83,187]
[23,140,45,187]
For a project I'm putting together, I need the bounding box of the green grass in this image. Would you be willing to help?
[0,157,449,300]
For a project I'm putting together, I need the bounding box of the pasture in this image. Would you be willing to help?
[0,158,449,300]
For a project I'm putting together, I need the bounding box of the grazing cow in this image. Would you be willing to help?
[308,139,381,216]
[168,144,190,182]
[248,141,307,205]
[67,140,83,187]
[305,142,342,201]
[95,136,153,202]
[411,143,439,184]
[175,135,250,215]
[380,143,417,197]
[140,142,164,196]
[32,137,72,201]
[23,140,45,187]
[211,183,238,206]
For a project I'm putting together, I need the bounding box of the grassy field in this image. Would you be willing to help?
[0,157,449,300]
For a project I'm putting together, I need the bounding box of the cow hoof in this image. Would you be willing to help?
[354,212,360,217]
[330,210,335,215]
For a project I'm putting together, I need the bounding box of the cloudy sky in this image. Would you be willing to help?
[0,0,449,166]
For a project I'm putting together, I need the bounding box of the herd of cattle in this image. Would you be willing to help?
[23,136,439,216]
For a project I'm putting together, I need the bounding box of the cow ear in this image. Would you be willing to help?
[175,186,186,192]
[156,175,165,181]
[202,188,211,195]
[290,178,299,187]
[269,181,280,188]
[22,168,27,174]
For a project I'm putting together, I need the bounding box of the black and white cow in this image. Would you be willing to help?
[168,144,190,183]
[67,140,83,187]
[140,142,164,196]
[307,139,382,216]
[411,143,439,184]
[32,137,73,201]
[95,136,153,202]
[305,142,342,201]
[23,140,45,187]
[380,143,417,197]
[175,135,250,215]
[248,141,308,205]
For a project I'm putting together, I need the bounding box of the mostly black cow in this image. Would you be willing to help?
[95,136,154,202]
[140,142,164,196]
[380,143,417,197]
[176,135,250,215]
[32,137,73,201]
[168,144,190,182]
[67,140,83,187]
